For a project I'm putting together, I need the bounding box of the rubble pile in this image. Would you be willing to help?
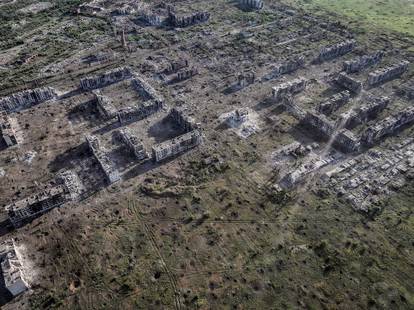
[86,135,120,184]
[172,67,199,82]
[118,128,148,160]
[272,78,307,101]
[336,72,363,93]
[56,170,83,200]
[164,59,189,74]
[0,87,56,112]
[80,67,132,90]
[318,91,351,115]
[226,108,250,127]
[367,60,409,86]
[237,72,255,88]
[343,51,384,73]
[314,40,356,63]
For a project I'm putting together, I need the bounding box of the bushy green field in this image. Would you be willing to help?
[286,0,414,36]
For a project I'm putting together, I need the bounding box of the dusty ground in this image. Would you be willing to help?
[0,0,413,309]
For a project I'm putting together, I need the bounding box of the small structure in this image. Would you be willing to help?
[152,130,203,162]
[367,61,409,86]
[0,240,28,297]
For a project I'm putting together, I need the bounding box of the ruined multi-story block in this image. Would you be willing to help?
[314,40,356,63]
[264,56,305,81]
[5,186,67,228]
[318,91,351,115]
[341,95,390,129]
[336,72,363,93]
[172,67,199,82]
[343,51,384,73]
[92,90,117,120]
[169,107,199,132]
[0,87,56,112]
[117,101,163,124]
[118,128,148,160]
[367,61,409,86]
[272,78,307,101]
[0,112,19,147]
[86,135,120,184]
[398,80,414,100]
[239,0,264,10]
[80,67,132,90]
[164,59,189,74]
[302,110,360,152]
[152,129,203,162]
[138,11,163,26]
[237,72,255,89]
[168,10,210,28]
[362,107,414,146]
[131,74,163,103]
[0,240,28,297]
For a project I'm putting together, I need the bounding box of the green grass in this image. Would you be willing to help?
[285,0,414,36]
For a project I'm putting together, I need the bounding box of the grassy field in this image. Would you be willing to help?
[285,0,414,36]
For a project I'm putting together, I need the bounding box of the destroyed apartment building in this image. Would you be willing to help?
[0,112,19,147]
[117,74,164,124]
[340,95,390,129]
[318,91,351,115]
[80,67,132,90]
[152,130,203,162]
[272,78,307,101]
[118,128,148,160]
[336,72,363,94]
[168,7,210,28]
[367,61,410,86]
[314,40,356,63]
[0,240,28,298]
[302,110,360,153]
[93,90,117,120]
[263,56,305,81]
[86,135,120,184]
[152,107,202,162]
[0,87,56,112]
[239,0,264,10]
[361,107,414,146]
[4,186,67,228]
[343,50,384,73]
